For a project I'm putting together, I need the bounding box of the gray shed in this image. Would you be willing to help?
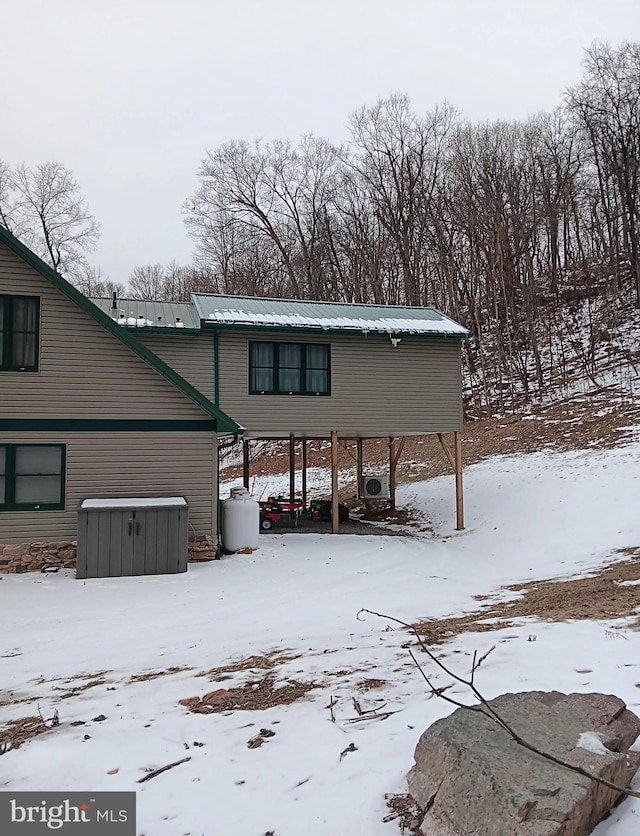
[77,497,188,579]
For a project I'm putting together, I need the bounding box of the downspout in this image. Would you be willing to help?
[214,327,223,558]
[213,328,246,557]
[216,431,242,558]
[214,327,220,407]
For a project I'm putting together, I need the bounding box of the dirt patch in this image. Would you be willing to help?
[129,666,192,684]
[0,691,41,708]
[198,651,301,681]
[54,678,106,699]
[0,716,52,751]
[384,793,425,834]
[413,549,640,645]
[180,674,316,714]
[358,678,388,691]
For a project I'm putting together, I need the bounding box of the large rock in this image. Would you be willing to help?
[407,691,640,836]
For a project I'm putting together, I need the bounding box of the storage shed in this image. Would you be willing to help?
[77,497,188,579]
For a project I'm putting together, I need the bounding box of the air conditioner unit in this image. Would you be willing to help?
[362,475,390,499]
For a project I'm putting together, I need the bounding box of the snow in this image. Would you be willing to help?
[206,310,468,335]
[3,442,640,835]
[577,732,611,756]
[79,497,187,509]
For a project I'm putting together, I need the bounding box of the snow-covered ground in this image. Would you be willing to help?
[2,442,640,835]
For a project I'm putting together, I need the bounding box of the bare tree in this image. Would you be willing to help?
[6,162,101,279]
[73,264,126,298]
[128,264,166,299]
[0,159,17,232]
[566,41,640,305]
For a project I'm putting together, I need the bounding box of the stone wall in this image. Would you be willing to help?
[0,535,218,574]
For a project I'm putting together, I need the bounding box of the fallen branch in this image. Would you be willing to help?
[344,711,396,724]
[137,756,191,783]
[357,607,640,800]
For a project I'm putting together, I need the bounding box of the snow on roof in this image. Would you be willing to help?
[89,298,200,331]
[193,294,468,336]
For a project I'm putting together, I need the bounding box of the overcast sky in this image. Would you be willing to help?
[2,0,640,283]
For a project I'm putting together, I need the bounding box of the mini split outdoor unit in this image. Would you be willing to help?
[362,475,390,499]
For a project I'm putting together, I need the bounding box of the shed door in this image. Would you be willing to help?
[132,508,185,575]
[82,509,135,578]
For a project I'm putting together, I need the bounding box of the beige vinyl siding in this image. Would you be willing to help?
[136,332,215,401]
[0,431,217,544]
[0,242,208,420]
[217,330,463,437]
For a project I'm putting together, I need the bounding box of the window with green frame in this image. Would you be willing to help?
[0,445,65,511]
[0,295,40,372]
[249,341,330,395]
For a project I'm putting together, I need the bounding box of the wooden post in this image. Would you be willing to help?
[356,438,363,499]
[454,431,464,530]
[389,436,396,511]
[289,434,296,502]
[437,432,455,470]
[301,438,307,507]
[331,430,339,533]
[242,439,250,490]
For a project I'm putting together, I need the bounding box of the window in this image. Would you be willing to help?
[249,341,330,395]
[0,445,65,511]
[0,295,40,371]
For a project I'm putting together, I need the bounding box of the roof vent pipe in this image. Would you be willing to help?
[111,291,117,310]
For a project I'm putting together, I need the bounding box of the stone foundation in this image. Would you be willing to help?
[188,535,218,563]
[0,535,219,573]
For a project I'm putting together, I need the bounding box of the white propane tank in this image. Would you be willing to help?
[222,490,260,552]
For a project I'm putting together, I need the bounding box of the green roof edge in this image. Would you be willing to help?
[0,225,242,436]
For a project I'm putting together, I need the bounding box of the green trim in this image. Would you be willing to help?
[116,326,201,336]
[0,419,217,432]
[0,443,66,512]
[202,321,469,340]
[0,226,241,435]
[214,328,220,407]
[0,295,40,372]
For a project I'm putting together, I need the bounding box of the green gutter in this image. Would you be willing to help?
[200,321,469,340]
[214,328,220,407]
[0,225,241,435]
[216,432,241,558]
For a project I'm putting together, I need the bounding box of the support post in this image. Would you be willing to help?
[437,432,455,470]
[389,435,406,512]
[301,438,307,507]
[289,433,296,502]
[331,430,339,533]
[389,436,396,511]
[356,438,363,499]
[242,439,250,490]
[454,431,464,530]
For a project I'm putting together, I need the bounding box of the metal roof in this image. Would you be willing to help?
[90,297,201,331]
[193,294,469,337]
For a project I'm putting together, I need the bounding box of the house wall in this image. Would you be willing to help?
[0,242,209,421]
[136,331,216,402]
[1,241,220,564]
[137,328,464,438]
[216,329,464,437]
[0,431,217,546]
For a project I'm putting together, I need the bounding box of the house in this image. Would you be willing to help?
[0,223,469,573]
[0,226,241,572]
[94,292,470,533]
